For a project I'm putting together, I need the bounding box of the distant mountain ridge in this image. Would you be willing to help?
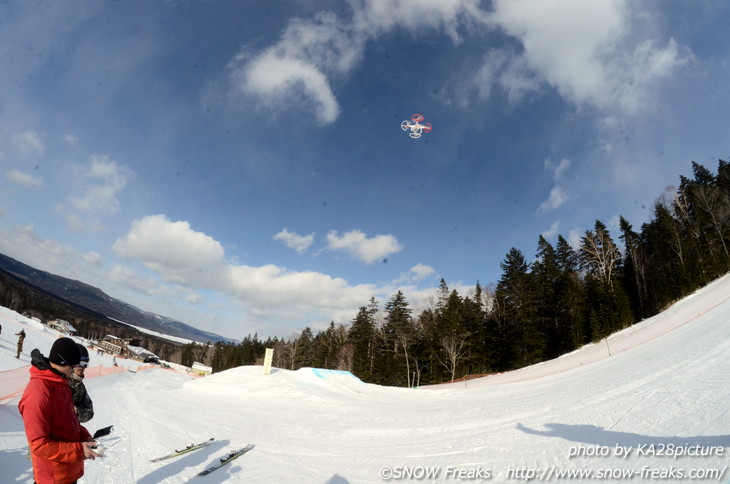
[0,252,234,344]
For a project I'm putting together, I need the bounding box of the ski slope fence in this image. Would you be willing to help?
[0,363,158,403]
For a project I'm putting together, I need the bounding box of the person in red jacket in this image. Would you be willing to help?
[19,337,101,484]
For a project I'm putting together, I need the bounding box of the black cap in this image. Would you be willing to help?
[49,338,81,366]
[76,343,90,361]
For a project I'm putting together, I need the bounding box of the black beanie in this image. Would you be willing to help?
[49,337,81,366]
[76,343,90,361]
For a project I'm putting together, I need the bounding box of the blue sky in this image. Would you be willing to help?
[1,0,728,341]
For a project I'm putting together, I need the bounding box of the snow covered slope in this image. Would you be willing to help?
[1,275,729,483]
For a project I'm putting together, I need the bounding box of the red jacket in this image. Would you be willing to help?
[19,355,92,484]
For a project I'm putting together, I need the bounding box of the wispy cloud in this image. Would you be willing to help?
[538,158,571,213]
[15,130,44,156]
[395,263,437,284]
[538,186,568,214]
[229,1,488,124]
[541,221,560,240]
[273,228,315,254]
[546,158,571,179]
[64,134,79,145]
[326,229,402,264]
[231,1,689,123]
[5,169,43,189]
[64,155,134,232]
[487,0,690,113]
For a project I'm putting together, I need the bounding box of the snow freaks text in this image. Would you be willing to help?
[379,444,727,481]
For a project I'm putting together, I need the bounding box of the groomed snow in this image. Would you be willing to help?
[1,275,729,483]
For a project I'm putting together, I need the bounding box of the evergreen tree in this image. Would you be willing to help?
[462,283,489,375]
[293,327,315,370]
[493,248,543,369]
[180,342,197,367]
[348,307,376,381]
[381,291,414,386]
[554,235,588,350]
[644,202,688,309]
[619,216,648,319]
[532,236,563,359]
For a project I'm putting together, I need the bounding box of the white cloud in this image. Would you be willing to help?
[273,228,315,254]
[616,38,689,113]
[15,130,44,156]
[230,1,488,123]
[326,229,403,264]
[541,221,561,240]
[538,158,572,213]
[237,53,341,124]
[538,186,568,213]
[351,0,487,41]
[223,263,373,308]
[112,215,226,285]
[409,263,436,281]
[70,155,133,214]
[5,169,43,188]
[64,134,79,145]
[395,263,437,284]
[0,219,392,338]
[487,0,689,114]
[567,228,583,249]
[107,263,176,298]
[81,251,103,267]
[233,1,686,123]
[229,11,357,124]
[113,215,380,314]
[545,158,571,180]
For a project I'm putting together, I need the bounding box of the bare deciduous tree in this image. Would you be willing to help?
[692,184,730,261]
[579,221,621,289]
[437,333,470,383]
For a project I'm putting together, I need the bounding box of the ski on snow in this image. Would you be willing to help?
[150,438,215,462]
[197,444,255,476]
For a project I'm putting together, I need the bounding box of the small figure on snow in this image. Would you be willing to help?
[16,329,26,358]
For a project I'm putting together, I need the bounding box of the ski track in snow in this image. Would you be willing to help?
[1,274,729,483]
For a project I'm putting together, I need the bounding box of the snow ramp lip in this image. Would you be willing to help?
[294,367,365,389]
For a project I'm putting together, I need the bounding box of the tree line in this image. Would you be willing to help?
[183,159,729,386]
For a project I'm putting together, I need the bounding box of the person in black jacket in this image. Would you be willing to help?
[68,344,94,423]
[16,329,26,358]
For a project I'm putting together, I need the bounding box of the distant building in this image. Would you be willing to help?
[191,362,212,377]
[128,345,157,360]
[98,335,132,357]
[48,319,77,336]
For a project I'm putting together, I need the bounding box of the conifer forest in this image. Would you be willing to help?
[184,159,730,387]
